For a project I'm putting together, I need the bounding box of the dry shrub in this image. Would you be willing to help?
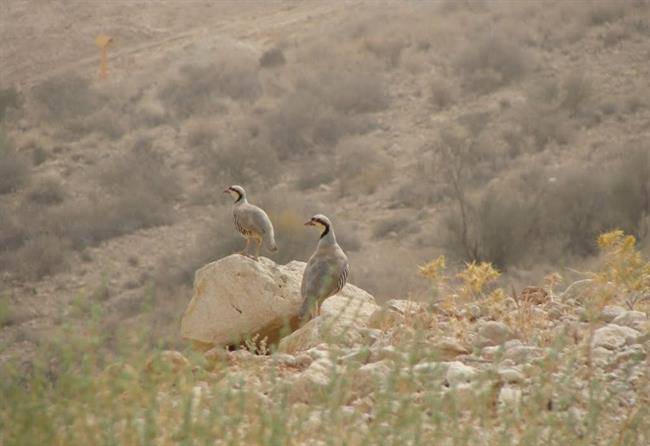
[372,216,417,240]
[186,118,219,149]
[82,107,127,141]
[295,160,335,191]
[0,131,29,194]
[588,1,625,26]
[32,73,102,122]
[14,234,67,280]
[302,69,389,114]
[197,129,279,188]
[0,87,21,121]
[456,35,529,94]
[363,35,407,67]
[337,137,393,197]
[443,146,650,267]
[100,145,181,204]
[430,77,457,110]
[26,175,66,205]
[259,47,286,68]
[45,196,168,250]
[159,54,261,119]
[259,91,371,160]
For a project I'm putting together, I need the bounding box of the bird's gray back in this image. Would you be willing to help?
[234,203,272,237]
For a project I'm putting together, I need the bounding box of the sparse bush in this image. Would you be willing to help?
[456,35,529,94]
[198,130,280,188]
[430,77,456,110]
[259,47,286,68]
[100,146,181,204]
[14,234,67,280]
[0,131,29,194]
[49,195,170,250]
[32,74,102,122]
[31,146,48,166]
[364,36,406,67]
[186,118,219,149]
[159,55,261,119]
[296,161,335,191]
[589,1,625,26]
[83,107,127,140]
[372,216,417,239]
[560,72,592,116]
[443,147,650,267]
[337,138,393,197]
[26,175,66,205]
[0,87,21,121]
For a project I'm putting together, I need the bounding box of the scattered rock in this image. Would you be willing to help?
[498,386,522,411]
[591,324,640,350]
[497,367,525,384]
[476,321,516,347]
[289,358,336,402]
[431,338,470,360]
[611,311,647,332]
[599,305,626,323]
[386,299,424,316]
[144,350,190,374]
[445,361,478,386]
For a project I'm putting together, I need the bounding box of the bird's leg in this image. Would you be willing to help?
[238,238,251,257]
[253,239,262,261]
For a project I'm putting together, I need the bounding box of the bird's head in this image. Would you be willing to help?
[305,214,332,238]
[224,185,246,202]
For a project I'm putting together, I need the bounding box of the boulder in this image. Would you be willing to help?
[180,255,377,349]
[278,290,380,354]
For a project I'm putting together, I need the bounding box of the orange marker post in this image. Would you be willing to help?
[95,35,114,79]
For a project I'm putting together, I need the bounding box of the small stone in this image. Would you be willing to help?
[289,358,335,402]
[445,361,478,386]
[592,324,640,350]
[432,338,470,360]
[386,299,424,316]
[504,345,544,363]
[600,305,626,323]
[498,386,522,410]
[611,311,647,332]
[498,367,524,384]
[144,350,190,374]
[476,321,515,347]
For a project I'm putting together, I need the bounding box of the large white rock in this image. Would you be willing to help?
[180,255,377,348]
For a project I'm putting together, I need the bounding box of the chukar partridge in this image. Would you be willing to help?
[299,214,349,321]
[224,185,277,260]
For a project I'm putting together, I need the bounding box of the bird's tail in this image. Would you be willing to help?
[298,297,315,322]
[266,232,278,252]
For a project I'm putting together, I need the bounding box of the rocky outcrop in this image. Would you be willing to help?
[180,255,377,349]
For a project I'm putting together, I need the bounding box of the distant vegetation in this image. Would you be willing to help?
[0,0,648,290]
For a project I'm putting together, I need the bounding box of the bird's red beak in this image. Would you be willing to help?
[223,188,231,194]
[304,220,315,226]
